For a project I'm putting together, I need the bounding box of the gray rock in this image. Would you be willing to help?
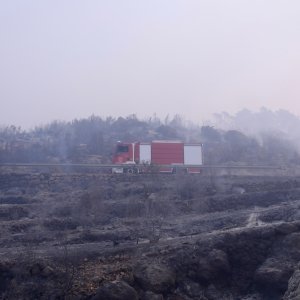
[208,249,231,274]
[240,293,263,300]
[197,258,214,282]
[254,259,293,293]
[41,266,54,278]
[29,263,44,276]
[92,280,138,300]
[195,249,230,283]
[283,267,300,300]
[143,290,164,300]
[134,263,176,294]
[275,223,299,235]
[148,193,157,200]
[181,280,203,298]
[232,187,246,194]
[205,284,222,300]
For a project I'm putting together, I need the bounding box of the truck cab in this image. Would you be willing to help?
[112,143,131,164]
[112,142,139,173]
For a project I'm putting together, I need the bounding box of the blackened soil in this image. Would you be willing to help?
[1,172,300,299]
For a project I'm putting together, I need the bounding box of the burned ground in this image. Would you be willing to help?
[1,171,300,299]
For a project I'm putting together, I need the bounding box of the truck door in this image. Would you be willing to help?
[139,143,151,164]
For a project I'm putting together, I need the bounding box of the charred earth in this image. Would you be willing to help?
[1,170,300,299]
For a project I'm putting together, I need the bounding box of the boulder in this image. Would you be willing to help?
[240,293,263,300]
[143,290,164,300]
[0,263,13,293]
[29,263,44,276]
[180,279,204,298]
[208,249,231,275]
[254,259,293,294]
[283,267,300,300]
[194,249,230,283]
[275,223,299,236]
[197,258,214,282]
[205,284,225,300]
[92,280,138,300]
[134,263,176,294]
[41,266,54,278]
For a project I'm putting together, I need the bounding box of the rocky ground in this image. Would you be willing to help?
[1,171,300,299]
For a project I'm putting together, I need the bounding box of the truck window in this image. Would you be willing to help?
[117,145,129,153]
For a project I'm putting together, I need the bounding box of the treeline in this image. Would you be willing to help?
[0,114,299,165]
[201,126,299,165]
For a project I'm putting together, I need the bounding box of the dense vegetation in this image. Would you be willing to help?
[0,112,299,165]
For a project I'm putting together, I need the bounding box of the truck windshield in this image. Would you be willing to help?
[117,145,129,153]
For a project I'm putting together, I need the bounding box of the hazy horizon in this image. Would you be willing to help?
[1,1,300,129]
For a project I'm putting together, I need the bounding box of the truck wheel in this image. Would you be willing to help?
[127,168,134,174]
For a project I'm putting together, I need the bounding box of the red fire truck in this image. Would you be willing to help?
[112,140,203,173]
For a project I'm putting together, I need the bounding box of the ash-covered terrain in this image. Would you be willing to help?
[1,171,300,299]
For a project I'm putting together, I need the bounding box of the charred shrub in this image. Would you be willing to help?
[79,229,130,243]
[10,222,35,233]
[0,196,28,204]
[0,262,14,294]
[176,175,200,200]
[259,206,296,223]
[73,187,108,225]
[114,182,145,198]
[52,205,72,218]
[43,218,79,231]
[0,206,29,220]
[77,188,106,212]
[125,198,146,218]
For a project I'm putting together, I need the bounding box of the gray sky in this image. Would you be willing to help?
[1,0,300,129]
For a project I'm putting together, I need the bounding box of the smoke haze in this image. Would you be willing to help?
[1,1,300,128]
